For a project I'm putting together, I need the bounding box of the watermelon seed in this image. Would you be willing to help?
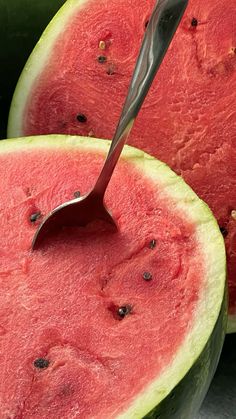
[30,211,41,223]
[144,20,149,29]
[149,239,156,249]
[98,55,107,64]
[99,40,106,50]
[117,305,132,318]
[142,271,152,281]
[220,226,228,237]
[191,18,198,27]
[34,358,50,369]
[76,114,87,123]
[74,191,81,198]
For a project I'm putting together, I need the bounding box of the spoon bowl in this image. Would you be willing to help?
[32,192,116,248]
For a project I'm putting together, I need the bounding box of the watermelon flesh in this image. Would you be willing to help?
[0,0,65,138]
[8,0,236,328]
[0,136,226,417]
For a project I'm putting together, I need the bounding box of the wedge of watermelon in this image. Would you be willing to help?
[0,135,226,418]
[7,0,236,331]
[0,0,65,138]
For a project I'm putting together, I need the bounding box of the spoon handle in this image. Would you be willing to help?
[93,0,188,197]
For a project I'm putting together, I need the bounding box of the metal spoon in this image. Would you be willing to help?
[32,0,188,249]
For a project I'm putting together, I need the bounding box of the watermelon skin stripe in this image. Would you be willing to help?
[0,134,226,418]
[143,290,227,419]
[0,0,65,138]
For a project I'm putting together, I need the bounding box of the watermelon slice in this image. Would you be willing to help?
[7,0,236,331]
[0,0,65,138]
[0,135,226,417]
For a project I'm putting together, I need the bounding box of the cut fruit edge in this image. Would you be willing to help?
[227,314,236,334]
[7,0,89,138]
[1,134,226,417]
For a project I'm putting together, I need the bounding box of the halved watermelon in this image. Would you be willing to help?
[0,0,65,137]
[8,0,236,332]
[0,135,226,418]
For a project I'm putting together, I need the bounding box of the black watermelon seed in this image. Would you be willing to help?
[117,305,132,318]
[220,226,228,237]
[76,114,87,123]
[149,239,156,249]
[145,20,149,28]
[30,211,41,223]
[191,17,198,27]
[98,55,107,64]
[34,358,50,369]
[74,191,81,198]
[142,271,152,281]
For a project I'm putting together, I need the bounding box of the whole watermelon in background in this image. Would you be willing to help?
[8,0,236,332]
[0,0,65,138]
[0,135,226,418]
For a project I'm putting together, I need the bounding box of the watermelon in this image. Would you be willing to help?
[0,134,226,418]
[0,0,65,138]
[7,0,236,332]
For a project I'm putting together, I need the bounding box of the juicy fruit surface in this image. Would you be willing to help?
[18,0,236,316]
[0,143,204,418]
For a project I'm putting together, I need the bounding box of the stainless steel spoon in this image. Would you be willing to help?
[32,0,188,249]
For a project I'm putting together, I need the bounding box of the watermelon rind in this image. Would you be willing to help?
[0,0,65,138]
[1,135,226,418]
[143,292,227,419]
[227,315,236,334]
[7,0,92,139]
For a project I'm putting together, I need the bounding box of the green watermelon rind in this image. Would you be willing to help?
[143,290,227,419]
[1,135,226,418]
[227,315,236,334]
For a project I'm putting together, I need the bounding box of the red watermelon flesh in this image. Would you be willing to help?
[9,0,236,321]
[0,136,210,418]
